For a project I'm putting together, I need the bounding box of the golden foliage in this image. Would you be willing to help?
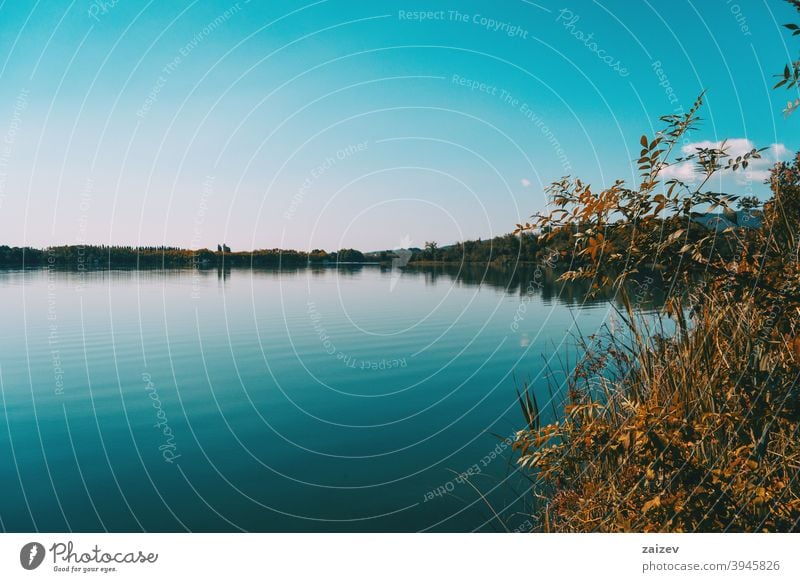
[515,296,800,532]
[513,116,800,534]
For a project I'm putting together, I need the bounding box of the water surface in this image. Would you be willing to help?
[0,264,629,532]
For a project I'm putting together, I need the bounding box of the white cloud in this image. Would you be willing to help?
[521,178,531,187]
[658,139,791,185]
[659,162,699,182]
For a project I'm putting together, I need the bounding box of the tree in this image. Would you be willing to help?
[423,241,439,261]
[738,195,761,211]
[337,248,365,263]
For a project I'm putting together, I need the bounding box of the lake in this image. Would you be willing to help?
[0,264,639,532]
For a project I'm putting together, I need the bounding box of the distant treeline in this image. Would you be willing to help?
[1,218,739,270]
[0,245,367,269]
[0,236,561,270]
[395,216,748,267]
[399,232,565,265]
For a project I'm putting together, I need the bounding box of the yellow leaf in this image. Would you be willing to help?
[642,496,661,514]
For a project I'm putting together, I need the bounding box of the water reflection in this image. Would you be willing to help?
[1,262,667,311]
[403,264,667,310]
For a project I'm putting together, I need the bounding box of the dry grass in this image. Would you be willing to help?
[514,291,800,532]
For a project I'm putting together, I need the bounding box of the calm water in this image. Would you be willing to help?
[0,264,633,532]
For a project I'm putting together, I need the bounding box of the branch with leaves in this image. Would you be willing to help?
[515,94,779,304]
[775,0,800,116]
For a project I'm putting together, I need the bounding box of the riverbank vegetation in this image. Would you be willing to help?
[511,5,800,531]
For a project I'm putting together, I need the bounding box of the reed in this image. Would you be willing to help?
[515,289,800,532]
[511,60,800,528]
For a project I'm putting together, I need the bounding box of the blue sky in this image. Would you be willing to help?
[0,0,798,252]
